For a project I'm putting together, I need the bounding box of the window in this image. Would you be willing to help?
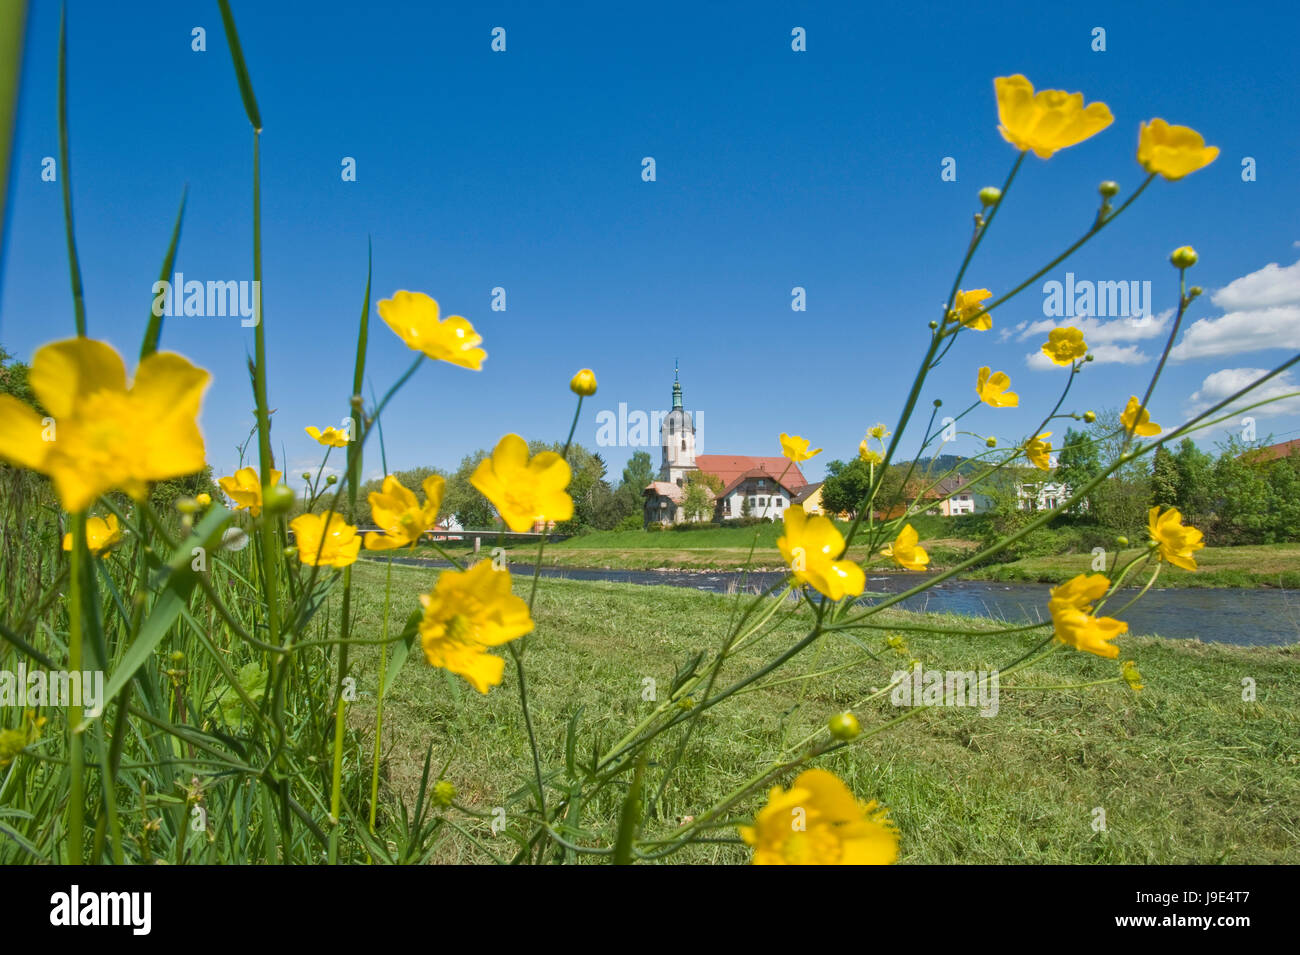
[758,479,767,490]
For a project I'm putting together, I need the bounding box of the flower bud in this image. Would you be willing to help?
[928,320,938,330]
[1083,410,1096,423]
[432,780,457,808]
[1116,536,1129,547]
[1188,286,1203,298]
[978,186,1002,206]
[326,474,338,485]
[1170,245,1198,269]
[985,436,997,448]
[933,398,943,408]
[1099,181,1120,198]
[828,711,861,741]
[264,483,296,515]
[569,368,598,397]
[283,546,298,558]
[301,472,312,481]
[350,394,364,410]
[196,492,211,507]
[175,496,199,515]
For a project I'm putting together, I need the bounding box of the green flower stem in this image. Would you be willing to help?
[368,557,393,834]
[327,690,345,863]
[65,511,85,863]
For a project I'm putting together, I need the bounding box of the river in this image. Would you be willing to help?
[387,558,1299,647]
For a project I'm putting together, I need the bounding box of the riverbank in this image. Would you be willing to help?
[349,562,1300,864]
[425,530,1298,588]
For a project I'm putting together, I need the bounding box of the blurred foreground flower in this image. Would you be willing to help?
[365,474,445,550]
[994,74,1113,159]
[0,338,210,511]
[378,290,486,370]
[418,561,534,693]
[1137,119,1219,181]
[62,514,122,556]
[777,508,865,600]
[738,769,898,865]
[779,432,822,463]
[218,466,283,517]
[1148,506,1204,571]
[471,434,573,532]
[290,512,361,567]
[0,710,47,768]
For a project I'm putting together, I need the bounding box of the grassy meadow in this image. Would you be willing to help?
[346,559,1300,864]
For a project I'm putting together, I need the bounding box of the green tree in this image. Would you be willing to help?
[1172,438,1214,526]
[444,449,494,528]
[615,451,655,516]
[1150,445,1178,510]
[681,472,717,522]
[1056,426,1101,514]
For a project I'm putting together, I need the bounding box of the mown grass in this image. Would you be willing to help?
[346,559,1300,864]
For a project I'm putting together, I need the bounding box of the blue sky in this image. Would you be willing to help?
[3,0,1299,486]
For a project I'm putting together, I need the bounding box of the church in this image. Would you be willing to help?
[643,368,809,525]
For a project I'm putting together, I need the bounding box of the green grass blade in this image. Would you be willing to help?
[57,5,85,336]
[216,0,262,131]
[140,185,188,359]
[0,0,27,291]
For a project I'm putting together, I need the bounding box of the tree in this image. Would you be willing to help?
[1149,445,1178,510]
[819,458,871,517]
[681,472,718,522]
[444,449,494,528]
[615,451,655,517]
[1086,409,1151,535]
[1171,438,1214,525]
[1056,426,1101,514]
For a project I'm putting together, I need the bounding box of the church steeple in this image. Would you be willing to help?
[672,359,682,410]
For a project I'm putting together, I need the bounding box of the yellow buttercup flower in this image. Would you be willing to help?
[0,710,47,767]
[951,289,993,330]
[976,367,1019,408]
[859,443,882,466]
[777,507,865,600]
[867,423,890,440]
[417,561,534,694]
[779,433,822,463]
[0,337,210,512]
[471,434,573,532]
[1041,326,1088,366]
[62,514,123,556]
[305,425,350,447]
[365,474,446,550]
[1148,506,1204,571]
[378,290,486,370]
[994,74,1113,159]
[196,492,211,507]
[1024,433,1054,470]
[1137,119,1219,181]
[1121,396,1161,437]
[882,523,930,571]
[218,466,283,517]
[1047,573,1127,659]
[289,512,361,567]
[738,769,898,865]
[569,368,598,397]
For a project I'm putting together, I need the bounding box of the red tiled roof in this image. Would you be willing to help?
[694,455,808,491]
[1250,439,1300,462]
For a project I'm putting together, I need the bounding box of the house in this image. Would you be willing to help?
[1017,478,1069,511]
[1245,438,1300,463]
[643,368,808,525]
[793,481,825,515]
[714,468,800,521]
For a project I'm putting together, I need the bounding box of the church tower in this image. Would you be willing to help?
[660,362,696,486]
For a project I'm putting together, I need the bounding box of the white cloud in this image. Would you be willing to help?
[1170,259,1300,361]
[1185,367,1300,419]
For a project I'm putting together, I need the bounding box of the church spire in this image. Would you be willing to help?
[672,359,682,410]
